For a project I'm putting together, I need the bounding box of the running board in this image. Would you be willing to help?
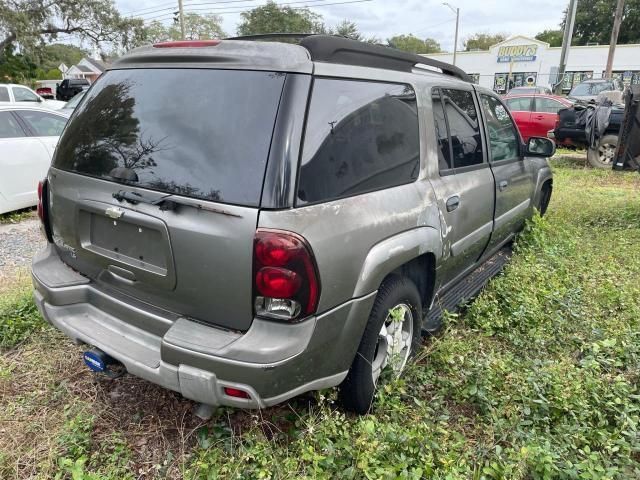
[423,246,512,334]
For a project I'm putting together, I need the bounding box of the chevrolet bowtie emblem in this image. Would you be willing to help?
[105,206,125,219]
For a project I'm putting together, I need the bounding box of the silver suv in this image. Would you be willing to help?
[32,36,554,414]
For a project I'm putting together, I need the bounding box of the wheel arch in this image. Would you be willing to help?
[352,226,441,308]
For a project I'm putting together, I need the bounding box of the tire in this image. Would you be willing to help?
[339,275,422,414]
[538,182,552,217]
[587,134,618,169]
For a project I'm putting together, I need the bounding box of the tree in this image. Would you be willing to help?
[463,33,507,51]
[38,44,88,71]
[237,1,324,36]
[535,29,563,47]
[327,19,379,43]
[388,34,442,54]
[0,0,145,53]
[143,14,226,43]
[565,0,640,46]
[0,46,37,82]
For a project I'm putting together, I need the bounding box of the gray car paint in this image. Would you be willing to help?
[32,40,553,408]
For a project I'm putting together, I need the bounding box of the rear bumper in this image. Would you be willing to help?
[32,245,376,408]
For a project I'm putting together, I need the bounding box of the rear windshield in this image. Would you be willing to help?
[53,69,286,206]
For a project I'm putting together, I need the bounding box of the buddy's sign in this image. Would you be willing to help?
[497,44,538,63]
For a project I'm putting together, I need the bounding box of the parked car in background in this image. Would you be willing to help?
[505,94,573,142]
[35,80,60,99]
[56,78,90,101]
[0,84,66,110]
[568,78,623,103]
[58,91,86,117]
[0,106,67,214]
[506,86,552,96]
[32,36,555,415]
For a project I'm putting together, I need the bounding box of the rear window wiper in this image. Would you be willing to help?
[112,190,241,218]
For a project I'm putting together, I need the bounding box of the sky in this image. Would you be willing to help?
[114,0,568,52]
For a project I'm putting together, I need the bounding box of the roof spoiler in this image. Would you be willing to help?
[226,34,471,82]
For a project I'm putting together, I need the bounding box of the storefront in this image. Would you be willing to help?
[425,36,640,94]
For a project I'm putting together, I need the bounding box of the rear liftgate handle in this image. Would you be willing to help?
[498,180,509,192]
[446,195,460,212]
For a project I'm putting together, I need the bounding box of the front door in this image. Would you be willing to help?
[429,87,495,287]
[505,96,534,141]
[478,92,535,251]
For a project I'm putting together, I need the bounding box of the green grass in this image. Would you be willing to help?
[1,159,639,479]
[0,208,36,225]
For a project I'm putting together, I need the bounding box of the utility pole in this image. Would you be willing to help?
[605,0,625,78]
[554,0,578,95]
[443,3,460,66]
[178,0,186,40]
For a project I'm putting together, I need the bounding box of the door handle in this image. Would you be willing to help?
[446,195,460,212]
[534,115,545,120]
[498,180,509,192]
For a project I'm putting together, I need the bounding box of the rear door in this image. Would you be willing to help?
[429,87,495,286]
[0,111,50,210]
[478,92,535,250]
[14,109,67,156]
[49,68,287,331]
[505,96,534,141]
[532,96,567,138]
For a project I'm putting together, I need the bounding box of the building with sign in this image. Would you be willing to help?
[424,36,640,94]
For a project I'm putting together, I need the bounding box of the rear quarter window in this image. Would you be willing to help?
[53,69,286,206]
[297,78,420,204]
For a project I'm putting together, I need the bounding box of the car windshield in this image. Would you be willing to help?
[63,92,85,110]
[570,82,613,96]
[53,68,286,207]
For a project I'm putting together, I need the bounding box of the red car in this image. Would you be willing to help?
[36,87,54,99]
[505,94,573,143]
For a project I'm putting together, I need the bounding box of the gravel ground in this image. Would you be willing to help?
[0,218,45,281]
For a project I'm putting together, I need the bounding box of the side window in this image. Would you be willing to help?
[506,97,533,112]
[0,112,26,138]
[12,87,40,102]
[535,98,564,114]
[432,88,453,170]
[0,86,9,102]
[440,88,483,168]
[480,94,521,162]
[297,78,420,204]
[17,110,67,137]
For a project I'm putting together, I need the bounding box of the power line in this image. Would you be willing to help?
[126,0,270,17]
[141,0,373,22]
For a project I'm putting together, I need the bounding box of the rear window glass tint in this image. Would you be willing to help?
[506,97,532,111]
[441,88,483,168]
[0,112,25,138]
[432,88,453,170]
[53,69,285,206]
[298,78,419,204]
[17,110,67,136]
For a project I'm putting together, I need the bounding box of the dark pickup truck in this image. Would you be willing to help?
[56,78,90,101]
[552,103,624,168]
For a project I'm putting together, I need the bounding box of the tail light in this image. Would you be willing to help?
[37,179,53,242]
[253,229,320,321]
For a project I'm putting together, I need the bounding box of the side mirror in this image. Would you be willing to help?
[525,137,556,158]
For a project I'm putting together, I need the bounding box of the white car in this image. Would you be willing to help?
[0,106,68,214]
[0,84,66,110]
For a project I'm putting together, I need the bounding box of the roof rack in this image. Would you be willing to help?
[226,33,470,82]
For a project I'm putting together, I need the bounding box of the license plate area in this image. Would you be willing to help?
[77,200,176,290]
[88,214,166,274]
